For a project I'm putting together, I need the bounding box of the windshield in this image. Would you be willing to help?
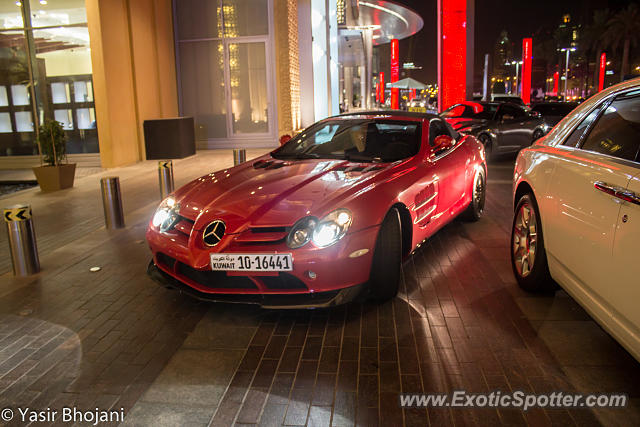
[272,119,421,162]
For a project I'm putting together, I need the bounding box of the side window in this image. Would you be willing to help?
[562,104,605,147]
[428,119,450,146]
[497,105,520,121]
[580,95,640,162]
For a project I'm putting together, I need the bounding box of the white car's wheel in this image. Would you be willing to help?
[511,193,556,291]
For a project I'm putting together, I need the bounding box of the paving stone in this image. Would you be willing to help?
[0,155,638,426]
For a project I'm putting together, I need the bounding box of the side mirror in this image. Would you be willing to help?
[431,135,454,158]
[279,134,292,146]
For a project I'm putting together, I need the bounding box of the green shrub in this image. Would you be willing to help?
[38,119,67,166]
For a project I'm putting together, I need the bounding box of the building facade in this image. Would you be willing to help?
[0,0,421,169]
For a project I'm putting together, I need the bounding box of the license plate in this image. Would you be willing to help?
[409,106,427,113]
[210,253,293,272]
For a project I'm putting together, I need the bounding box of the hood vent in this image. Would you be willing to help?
[265,162,287,170]
[253,160,271,169]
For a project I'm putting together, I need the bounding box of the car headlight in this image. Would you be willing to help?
[286,209,353,249]
[152,196,180,232]
[286,217,318,249]
[313,209,353,247]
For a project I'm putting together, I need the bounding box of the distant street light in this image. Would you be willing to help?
[506,60,523,95]
[560,47,576,100]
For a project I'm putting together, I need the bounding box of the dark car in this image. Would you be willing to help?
[531,102,580,128]
[491,94,526,106]
[441,101,546,160]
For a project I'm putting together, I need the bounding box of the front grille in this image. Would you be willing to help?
[250,226,288,233]
[176,262,257,289]
[261,273,308,290]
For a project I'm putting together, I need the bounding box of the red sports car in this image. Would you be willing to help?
[146,111,487,308]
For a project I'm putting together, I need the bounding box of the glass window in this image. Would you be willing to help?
[229,42,268,134]
[176,0,222,40]
[179,40,226,139]
[0,113,12,133]
[580,96,640,162]
[29,0,88,28]
[76,108,95,129]
[497,104,525,120]
[274,120,421,162]
[563,104,605,147]
[51,82,70,104]
[74,81,93,102]
[15,111,33,132]
[54,109,73,130]
[0,86,7,107]
[0,1,97,157]
[11,85,30,106]
[222,0,268,37]
[0,4,23,29]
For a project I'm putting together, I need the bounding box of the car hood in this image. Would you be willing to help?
[172,155,391,233]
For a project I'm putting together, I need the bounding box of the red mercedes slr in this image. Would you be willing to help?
[146,111,487,308]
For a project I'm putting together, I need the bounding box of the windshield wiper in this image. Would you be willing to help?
[342,153,382,163]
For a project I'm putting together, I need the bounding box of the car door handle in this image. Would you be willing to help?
[594,181,640,206]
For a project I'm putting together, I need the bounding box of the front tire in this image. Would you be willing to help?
[461,167,486,221]
[510,193,555,291]
[532,129,544,143]
[369,209,402,301]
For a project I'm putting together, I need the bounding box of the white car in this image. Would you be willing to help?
[511,77,640,361]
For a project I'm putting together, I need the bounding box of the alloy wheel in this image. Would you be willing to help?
[512,202,537,277]
[474,170,485,215]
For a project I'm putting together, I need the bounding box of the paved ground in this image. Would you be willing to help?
[0,151,638,426]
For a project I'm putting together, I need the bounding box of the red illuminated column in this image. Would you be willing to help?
[598,52,606,92]
[552,71,559,95]
[390,39,399,109]
[521,38,532,105]
[379,72,385,104]
[411,89,416,100]
[437,0,473,112]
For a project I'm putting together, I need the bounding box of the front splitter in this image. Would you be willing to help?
[147,261,366,309]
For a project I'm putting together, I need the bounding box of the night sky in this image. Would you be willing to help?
[392,0,635,85]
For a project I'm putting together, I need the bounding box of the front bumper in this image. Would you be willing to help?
[147,261,366,308]
[146,224,379,296]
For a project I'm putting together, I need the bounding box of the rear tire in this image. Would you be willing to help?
[461,167,486,221]
[369,209,402,301]
[510,193,556,292]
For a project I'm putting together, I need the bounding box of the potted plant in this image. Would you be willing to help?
[32,119,76,192]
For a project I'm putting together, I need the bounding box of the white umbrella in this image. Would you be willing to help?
[386,77,429,90]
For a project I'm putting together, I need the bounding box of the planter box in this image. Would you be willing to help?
[32,163,76,192]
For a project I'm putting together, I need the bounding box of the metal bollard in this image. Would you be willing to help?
[158,160,175,199]
[4,204,40,276]
[233,148,246,165]
[100,177,125,229]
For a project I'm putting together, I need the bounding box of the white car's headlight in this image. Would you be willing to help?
[286,209,353,249]
[152,196,180,232]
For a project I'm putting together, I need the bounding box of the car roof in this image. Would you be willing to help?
[333,110,439,121]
